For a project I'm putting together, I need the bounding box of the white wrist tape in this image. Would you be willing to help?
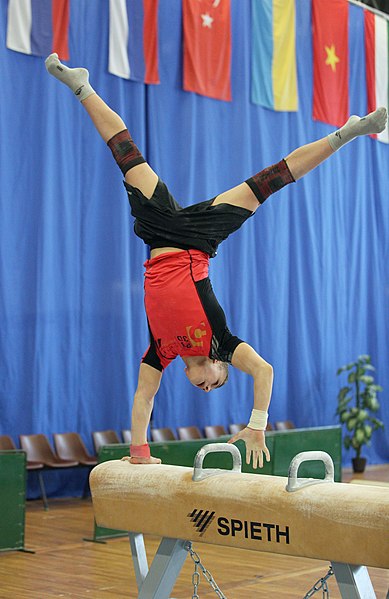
[248,409,268,431]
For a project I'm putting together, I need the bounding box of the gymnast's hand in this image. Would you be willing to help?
[227,428,270,469]
[121,456,162,465]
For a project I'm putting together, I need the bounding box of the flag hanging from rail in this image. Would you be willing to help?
[251,0,298,112]
[6,0,69,60]
[183,0,232,101]
[312,0,349,127]
[108,0,160,84]
[364,9,389,143]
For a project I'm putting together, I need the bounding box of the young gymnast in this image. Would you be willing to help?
[46,53,387,468]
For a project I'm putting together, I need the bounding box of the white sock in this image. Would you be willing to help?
[327,106,388,151]
[45,53,95,102]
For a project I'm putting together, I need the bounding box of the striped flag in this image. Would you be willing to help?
[6,0,69,60]
[251,0,298,111]
[364,10,389,143]
[108,0,159,84]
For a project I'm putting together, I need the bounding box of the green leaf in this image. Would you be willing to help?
[364,425,372,439]
[358,354,370,362]
[371,418,385,430]
[337,365,351,375]
[348,372,357,384]
[355,429,366,444]
[347,418,357,431]
[370,398,380,412]
[351,437,361,450]
[363,395,374,410]
[340,412,351,423]
[337,386,351,400]
[357,409,368,422]
[359,375,374,384]
[336,400,351,415]
[343,436,351,450]
[338,362,356,374]
[356,366,366,378]
[339,397,352,408]
[335,405,349,417]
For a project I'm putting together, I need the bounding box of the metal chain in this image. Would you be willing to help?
[303,566,334,598]
[185,542,227,599]
[185,543,333,599]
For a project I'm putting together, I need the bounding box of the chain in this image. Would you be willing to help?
[303,566,334,598]
[185,543,333,599]
[185,542,227,599]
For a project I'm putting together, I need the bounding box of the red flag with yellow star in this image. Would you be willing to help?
[183,0,231,101]
[312,0,349,127]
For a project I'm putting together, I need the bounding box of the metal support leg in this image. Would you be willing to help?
[37,471,49,510]
[82,469,91,499]
[128,534,188,599]
[129,533,149,589]
[332,562,376,599]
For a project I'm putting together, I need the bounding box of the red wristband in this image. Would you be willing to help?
[130,443,151,458]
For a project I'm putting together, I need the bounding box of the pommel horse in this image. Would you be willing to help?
[90,444,389,598]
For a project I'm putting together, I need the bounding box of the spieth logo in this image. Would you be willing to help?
[188,508,291,544]
[188,509,216,537]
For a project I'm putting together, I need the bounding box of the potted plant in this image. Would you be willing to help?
[335,354,384,473]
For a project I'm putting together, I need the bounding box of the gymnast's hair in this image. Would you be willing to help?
[216,362,229,388]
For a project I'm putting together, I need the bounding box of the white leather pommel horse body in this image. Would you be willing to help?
[90,445,389,598]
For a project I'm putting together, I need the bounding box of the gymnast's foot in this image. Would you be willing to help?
[45,53,95,102]
[328,107,388,150]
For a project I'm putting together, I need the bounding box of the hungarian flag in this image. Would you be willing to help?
[312,0,349,127]
[6,0,69,60]
[109,0,160,84]
[364,10,389,143]
[183,0,232,101]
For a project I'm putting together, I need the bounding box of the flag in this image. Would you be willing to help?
[183,0,232,101]
[108,0,159,84]
[312,0,349,127]
[364,10,389,143]
[6,0,69,60]
[251,0,298,112]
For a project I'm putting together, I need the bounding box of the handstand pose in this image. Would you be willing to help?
[45,53,387,469]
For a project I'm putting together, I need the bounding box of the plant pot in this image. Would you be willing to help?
[352,457,367,473]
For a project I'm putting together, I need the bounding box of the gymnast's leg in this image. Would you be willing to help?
[213,107,388,213]
[45,53,158,199]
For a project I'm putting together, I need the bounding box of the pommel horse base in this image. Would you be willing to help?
[90,444,389,598]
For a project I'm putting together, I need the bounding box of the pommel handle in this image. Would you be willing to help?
[193,443,242,482]
[286,451,335,492]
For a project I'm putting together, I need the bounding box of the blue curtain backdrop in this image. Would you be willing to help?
[0,0,388,496]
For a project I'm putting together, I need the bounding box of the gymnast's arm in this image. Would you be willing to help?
[125,363,163,465]
[228,343,273,469]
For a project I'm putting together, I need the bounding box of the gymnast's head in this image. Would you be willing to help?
[184,357,228,392]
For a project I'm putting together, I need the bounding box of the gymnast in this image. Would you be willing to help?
[45,53,387,469]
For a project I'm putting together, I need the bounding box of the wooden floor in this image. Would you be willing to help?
[0,466,388,599]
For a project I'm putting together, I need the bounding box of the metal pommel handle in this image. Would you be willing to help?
[286,451,335,492]
[192,443,242,482]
